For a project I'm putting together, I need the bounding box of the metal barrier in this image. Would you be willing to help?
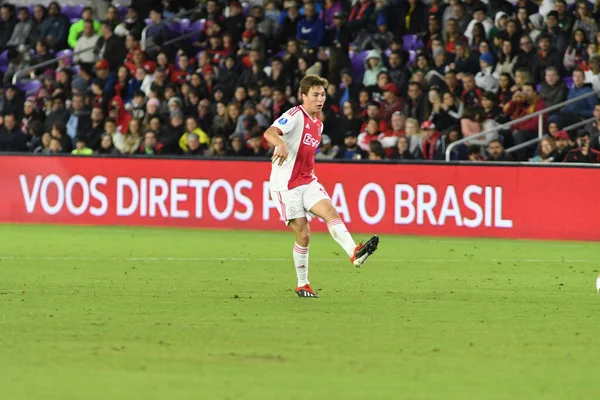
[12,7,202,85]
[12,45,96,85]
[445,89,600,161]
[504,117,594,155]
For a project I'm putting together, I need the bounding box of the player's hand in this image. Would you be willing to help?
[272,143,289,166]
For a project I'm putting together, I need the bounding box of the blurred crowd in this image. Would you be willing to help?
[0,0,599,163]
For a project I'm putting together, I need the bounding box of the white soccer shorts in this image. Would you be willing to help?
[270,180,331,225]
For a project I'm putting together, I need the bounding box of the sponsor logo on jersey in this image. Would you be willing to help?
[305,123,310,129]
[278,117,288,125]
[302,133,320,148]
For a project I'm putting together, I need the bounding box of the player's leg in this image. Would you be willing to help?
[288,217,317,297]
[270,189,317,297]
[305,182,379,267]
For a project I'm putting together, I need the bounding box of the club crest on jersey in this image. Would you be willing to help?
[303,133,320,148]
[278,117,288,125]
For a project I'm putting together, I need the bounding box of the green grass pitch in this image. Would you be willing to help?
[1,224,600,400]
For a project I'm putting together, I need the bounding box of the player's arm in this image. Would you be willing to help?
[264,126,289,166]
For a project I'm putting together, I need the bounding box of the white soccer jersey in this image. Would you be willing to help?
[269,105,324,191]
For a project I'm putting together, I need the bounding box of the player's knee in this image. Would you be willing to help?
[298,227,311,245]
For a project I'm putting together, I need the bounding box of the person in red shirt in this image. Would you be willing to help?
[124,47,155,75]
[502,82,546,161]
[381,83,404,121]
[381,111,406,155]
[419,120,442,160]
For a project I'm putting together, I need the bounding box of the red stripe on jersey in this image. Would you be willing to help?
[277,192,287,221]
[288,106,300,116]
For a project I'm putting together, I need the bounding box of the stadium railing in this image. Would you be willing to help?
[12,7,202,85]
[445,89,600,161]
[504,116,594,156]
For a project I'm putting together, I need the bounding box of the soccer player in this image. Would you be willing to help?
[263,75,379,298]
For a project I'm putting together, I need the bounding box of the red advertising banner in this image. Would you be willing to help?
[0,156,598,240]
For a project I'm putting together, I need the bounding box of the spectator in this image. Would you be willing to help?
[51,122,72,153]
[561,69,597,119]
[503,82,546,160]
[397,0,427,36]
[0,4,17,51]
[95,132,120,156]
[531,34,563,83]
[461,73,482,109]
[205,135,227,157]
[137,130,163,155]
[465,4,494,43]
[389,135,414,160]
[530,136,557,162]
[475,52,499,93]
[277,1,301,46]
[6,7,33,49]
[552,130,572,162]
[434,125,468,160]
[315,134,337,159]
[121,118,143,155]
[564,130,600,163]
[29,5,47,49]
[542,11,568,56]
[573,1,598,44]
[326,12,351,83]
[494,40,518,78]
[418,120,441,160]
[513,35,536,72]
[184,133,204,157]
[585,104,600,138]
[74,20,100,65]
[114,7,144,40]
[296,3,325,49]
[362,50,387,87]
[335,131,368,160]
[247,131,268,157]
[404,82,430,122]
[68,7,101,49]
[0,113,27,152]
[94,23,127,73]
[180,116,210,153]
[539,66,569,110]
[43,136,62,154]
[486,139,513,161]
[71,137,94,155]
[39,2,70,51]
[33,132,51,154]
[564,29,589,73]
[66,94,91,146]
[226,136,248,157]
[368,140,386,160]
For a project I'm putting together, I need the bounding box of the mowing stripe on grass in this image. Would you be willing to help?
[0,256,592,263]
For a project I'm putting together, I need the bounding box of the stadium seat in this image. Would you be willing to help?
[408,50,416,66]
[403,34,424,51]
[117,5,128,20]
[71,5,84,18]
[351,50,369,81]
[168,21,184,36]
[186,19,205,43]
[56,49,73,65]
[16,80,42,96]
[564,77,574,88]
